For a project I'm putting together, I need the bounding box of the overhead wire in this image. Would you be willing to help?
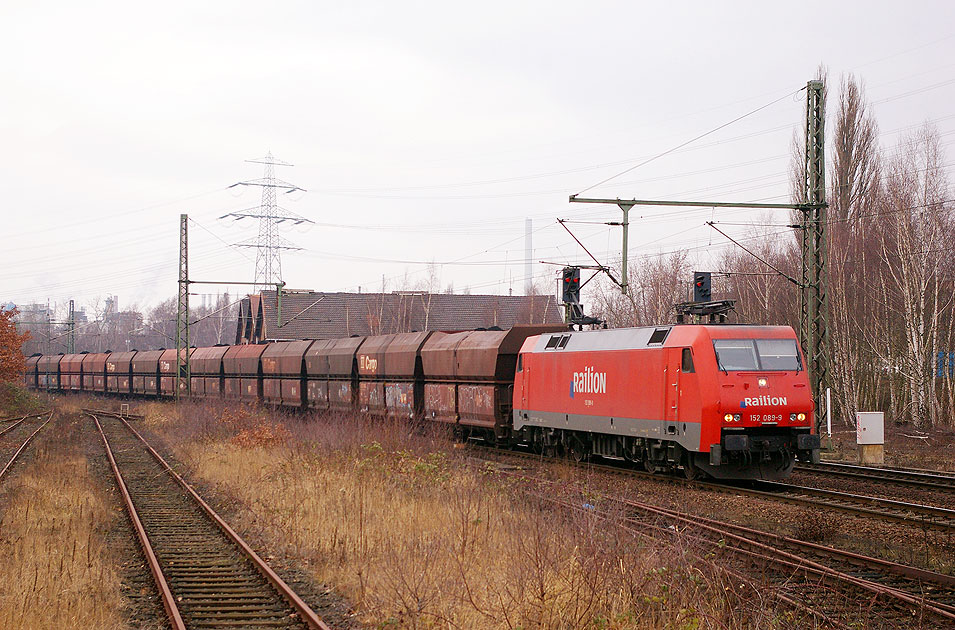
[14,46,955,308]
[573,87,806,196]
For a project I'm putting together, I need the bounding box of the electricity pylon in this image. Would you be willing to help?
[220,153,311,291]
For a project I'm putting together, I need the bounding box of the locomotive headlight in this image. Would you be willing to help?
[757,377,768,387]
[790,413,796,421]
[724,413,734,422]
[797,413,806,421]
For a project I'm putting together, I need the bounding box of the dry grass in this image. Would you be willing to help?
[823,423,955,471]
[158,403,792,629]
[0,414,126,629]
[140,400,177,428]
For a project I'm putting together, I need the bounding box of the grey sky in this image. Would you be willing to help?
[3,1,953,316]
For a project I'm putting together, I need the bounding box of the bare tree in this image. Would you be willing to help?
[825,74,883,425]
[717,215,800,328]
[590,251,690,328]
[867,125,953,427]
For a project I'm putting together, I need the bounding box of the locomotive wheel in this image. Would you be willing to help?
[682,454,700,481]
[642,453,655,473]
[567,436,589,463]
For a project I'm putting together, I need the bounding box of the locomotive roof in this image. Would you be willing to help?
[525,324,796,353]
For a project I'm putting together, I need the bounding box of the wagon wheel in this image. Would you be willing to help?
[642,451,656,473]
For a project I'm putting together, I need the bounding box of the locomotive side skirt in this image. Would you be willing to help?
[514,410,702,452]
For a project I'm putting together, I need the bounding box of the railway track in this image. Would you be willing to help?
[603,491,955,627]
[797,461,955,491]
[749,479,955,532]
[0,410,51,424]
[473,445,955,534]
[495,466,955,628]
[0,411,54,482]
[88,410,331,630]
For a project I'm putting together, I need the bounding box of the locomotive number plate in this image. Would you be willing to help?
[750,414,782,423]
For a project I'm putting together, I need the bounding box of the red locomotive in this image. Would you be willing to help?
[513,324,819,479]
[25,323,819,480]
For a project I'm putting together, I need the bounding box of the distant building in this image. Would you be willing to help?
[11,303,54,355]
[236,289,564,343]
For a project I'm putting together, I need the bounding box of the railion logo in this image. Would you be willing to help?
[740,396,787,408]
[570,366,607,398]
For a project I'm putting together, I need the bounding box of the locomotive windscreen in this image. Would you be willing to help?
[713,339,801,371]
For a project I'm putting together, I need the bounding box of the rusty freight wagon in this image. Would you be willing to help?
[82,352,110,392]
[106,351,137,395]
[262,340,314,407]
[60,353,86,391]
[222,344,266,402]
[37,354,62,391]
[159,348,193,397]
[191,346,230,398]
[303,340,334,411]
[420,332,467,424]
[324,336,365,413]
[420,325,564,440]
[132,350,164,396]
[24,354,40,390]
[381,331,434,420]
[356,334,393,417]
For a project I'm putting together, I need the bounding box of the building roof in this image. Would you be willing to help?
[236,289,564,343]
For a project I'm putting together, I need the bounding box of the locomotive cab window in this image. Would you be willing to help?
[517,354,523,372]
[681,348,695,373]
[713,339,802,371]
[754,339,802,371]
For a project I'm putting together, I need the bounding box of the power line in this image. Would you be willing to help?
[573,87,806,196]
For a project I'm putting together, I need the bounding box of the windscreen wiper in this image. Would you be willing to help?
[716,355,728,375]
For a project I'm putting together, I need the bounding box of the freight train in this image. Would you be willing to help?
[24,323,819,480]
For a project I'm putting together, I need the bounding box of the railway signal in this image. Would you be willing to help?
[561,267,581,304]
[693,272,712,302]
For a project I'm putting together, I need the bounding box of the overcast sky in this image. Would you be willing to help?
[2,1,953,317]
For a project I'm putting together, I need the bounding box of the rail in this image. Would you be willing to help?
[0,412,54,482]
[797,461,955,491]
[88,411,331,630]
[490,462,955,626]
